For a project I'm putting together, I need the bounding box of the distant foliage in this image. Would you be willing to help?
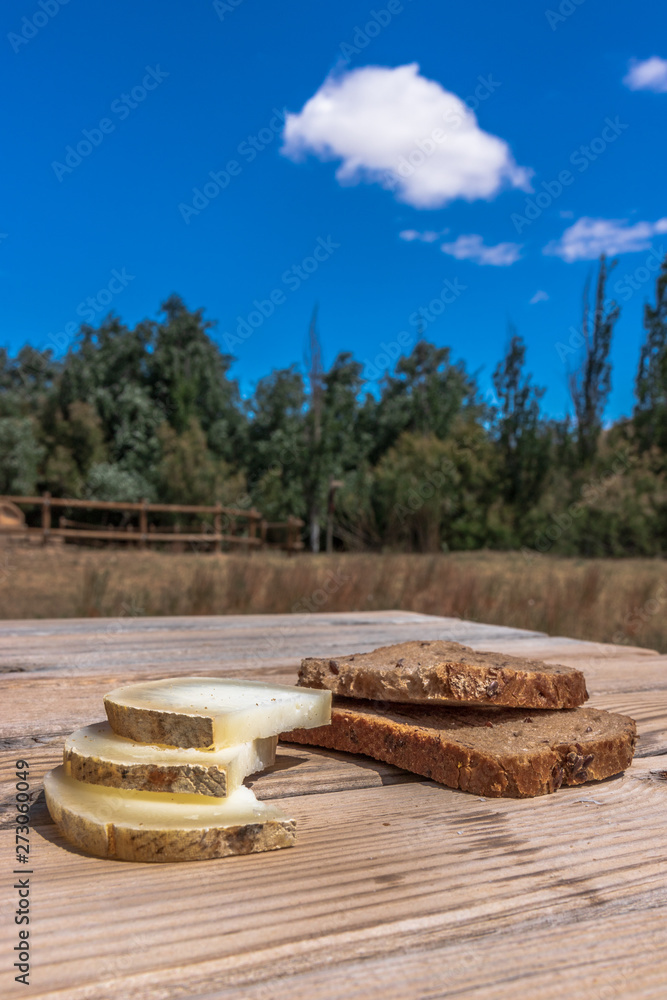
[85,463,155,503]
[0,417,44,495]
[2,259,667,556]
[635,254,667,457]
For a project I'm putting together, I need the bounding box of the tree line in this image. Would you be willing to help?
[1,252,667,556]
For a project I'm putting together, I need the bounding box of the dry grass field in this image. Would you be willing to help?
[1,542,666,652]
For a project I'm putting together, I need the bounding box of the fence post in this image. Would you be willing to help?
[214,503,222,553]
[139,500,147,550]
[42,492,51,545]
[326,478,343,554]
[248,511,259,554]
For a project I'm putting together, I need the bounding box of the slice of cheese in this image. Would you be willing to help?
[64,721,277,797]
[44,766,296,862]
[104,676,331,749]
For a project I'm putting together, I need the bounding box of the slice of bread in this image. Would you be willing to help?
[282,698,636,798]
[298,640,588,710]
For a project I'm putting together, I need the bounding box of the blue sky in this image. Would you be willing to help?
[2,0,666,419]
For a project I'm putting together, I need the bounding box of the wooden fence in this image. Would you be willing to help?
[0,494,304,553]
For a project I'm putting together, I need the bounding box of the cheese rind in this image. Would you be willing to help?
[104,677,332,749]
[64,722,277,797]
[44,766,296,862]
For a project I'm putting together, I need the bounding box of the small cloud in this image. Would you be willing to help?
[530,290,549,304]
[544,216,667,262]
[440,233,522,266]
[399,228,448,242]
[282,63,532,209]
[560,209,574,219]
[623,56,667,93]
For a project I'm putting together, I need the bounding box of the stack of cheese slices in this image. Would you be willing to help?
[281,640,637,798]
[44,678,331,862]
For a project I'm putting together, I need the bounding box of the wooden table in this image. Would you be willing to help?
[1,611,666,1000]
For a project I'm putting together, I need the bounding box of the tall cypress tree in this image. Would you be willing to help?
[635,253,667,453]
[492,327,548,510]
[569,255,620,464]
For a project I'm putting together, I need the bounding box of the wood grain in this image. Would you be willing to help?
[1,611,665,1000]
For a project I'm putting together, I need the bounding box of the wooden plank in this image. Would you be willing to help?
[0,613,549,677]
[176,911,667,1000]
[2,756,665,1000]
[584,689,667,757]
[0,613,663,702]
[0,610,655,658]
[0,610,609,671]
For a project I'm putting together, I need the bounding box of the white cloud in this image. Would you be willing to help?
[282,63,531,209]
[530,290,549,304]
[623,56,667,93]
[544,217,667,262]
[440,234,523,266]
[399,228,448,242]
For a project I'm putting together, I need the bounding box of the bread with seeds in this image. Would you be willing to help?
[282,699,635,798]
[298,639,588,710]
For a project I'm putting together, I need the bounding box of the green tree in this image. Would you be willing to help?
[374,422,495,552]
[319,352,372,549]
[374,432,459,551]
[370,340,482,461]
[334,463,380,550]
[41,401,108,495]
[149,295,245,463]
[246,366,307,519]
[0,346,59,419]
[635,252,667,454]
[84,463,155,503]
[492,328,549,514]
[57,315,151,420]
[108,383,163,478]
[321,352,370,472]
[55,315,162,480]
[156,417,244,507]
[0,418,45,495]
[569,256,620,465]
[5,285,667,558]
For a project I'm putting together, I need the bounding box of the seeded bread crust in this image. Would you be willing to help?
[282,698,636,798]
[298,640,588,710]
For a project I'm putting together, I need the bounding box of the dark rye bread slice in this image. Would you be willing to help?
[282,699,636,798]
[298,640,588,710]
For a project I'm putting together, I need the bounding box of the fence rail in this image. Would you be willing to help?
[3,495,262,516]
[0,494,304,553]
